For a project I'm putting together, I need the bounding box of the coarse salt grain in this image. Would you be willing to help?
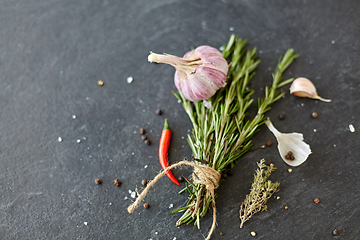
[169,203,174,208]
[84,222,88,226]
[72,115,76,119]
[127,76,133,83]
[229,26,234,31]
[349,124,355,132]
[130,191,136,198]
[76,139,81,143]
[58,137,62,142]
[144,165,148,168]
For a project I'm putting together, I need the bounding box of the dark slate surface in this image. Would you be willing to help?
[0,0,359,239]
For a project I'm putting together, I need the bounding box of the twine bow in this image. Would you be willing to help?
[127,160,221,240]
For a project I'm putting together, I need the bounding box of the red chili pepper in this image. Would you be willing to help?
[159,119,179,185]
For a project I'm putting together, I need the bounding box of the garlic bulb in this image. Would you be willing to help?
[265,120,311,167]
[148,46,228,102]
[290,77,331,102]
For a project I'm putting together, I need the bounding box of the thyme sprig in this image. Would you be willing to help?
[172,35,298,229]
[240,159,280,228]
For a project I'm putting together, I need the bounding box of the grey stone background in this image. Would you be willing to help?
[0,0,359,239]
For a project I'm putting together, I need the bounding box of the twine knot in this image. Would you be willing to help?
[192,164,221,191]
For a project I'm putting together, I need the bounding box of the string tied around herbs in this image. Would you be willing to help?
[127,159,221,240]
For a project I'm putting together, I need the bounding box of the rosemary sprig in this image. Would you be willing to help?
[239,159,280,228]
[172,35,298,228]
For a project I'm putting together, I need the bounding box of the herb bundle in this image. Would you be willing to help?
[239,159,280,228]
[127,35,298,240]
[171,35,298,238]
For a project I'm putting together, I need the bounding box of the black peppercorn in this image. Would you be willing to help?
[142,179,148,186]
[145,139,151,145]
[312,112,318,118]
[95,178,101,184]
[113,179,121,186]
[266,140,272,147]
[156,109,162,115]
[143,203,150,209]
[332,229,339,236]
[278,113,286,120]
[139,128,145,134]
[226,169,233,176]
[178,176,184,182]
[141,135,147,141]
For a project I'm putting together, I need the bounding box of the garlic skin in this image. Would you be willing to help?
[265,120,311,167]
[148,46,228,102]
[290,77,331,102]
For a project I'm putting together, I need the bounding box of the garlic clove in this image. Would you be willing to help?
[290,77,331,102]
[265,120,311,167]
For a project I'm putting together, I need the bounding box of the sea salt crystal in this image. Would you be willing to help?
[57,137,62,142]
[128,190,132,194]
[72,115,77,119]
[144,165,148,168]
[84,222,88,226]
[155,232,158,235]
[76,139,81,143]
[349,124,355,132]
[127,76,133,83]
[331,40,336,44]
[229,26,234,31]
[313,129,317,132]
[169,203,174,208]
[124,196,128,200]
[131,192,136,198]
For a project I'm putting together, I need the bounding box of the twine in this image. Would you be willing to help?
[127,160,221,240]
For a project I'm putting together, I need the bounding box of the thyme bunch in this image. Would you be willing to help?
[239,159,280,228]
[172,35,298,231]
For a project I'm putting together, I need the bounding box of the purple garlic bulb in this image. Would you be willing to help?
[148,46,228,102]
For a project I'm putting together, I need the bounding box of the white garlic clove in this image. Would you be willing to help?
[290,77,331,102]
[265,120,312,167]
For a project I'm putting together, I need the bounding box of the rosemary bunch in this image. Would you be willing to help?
[172,35,298,229]
[239,159,280,228]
